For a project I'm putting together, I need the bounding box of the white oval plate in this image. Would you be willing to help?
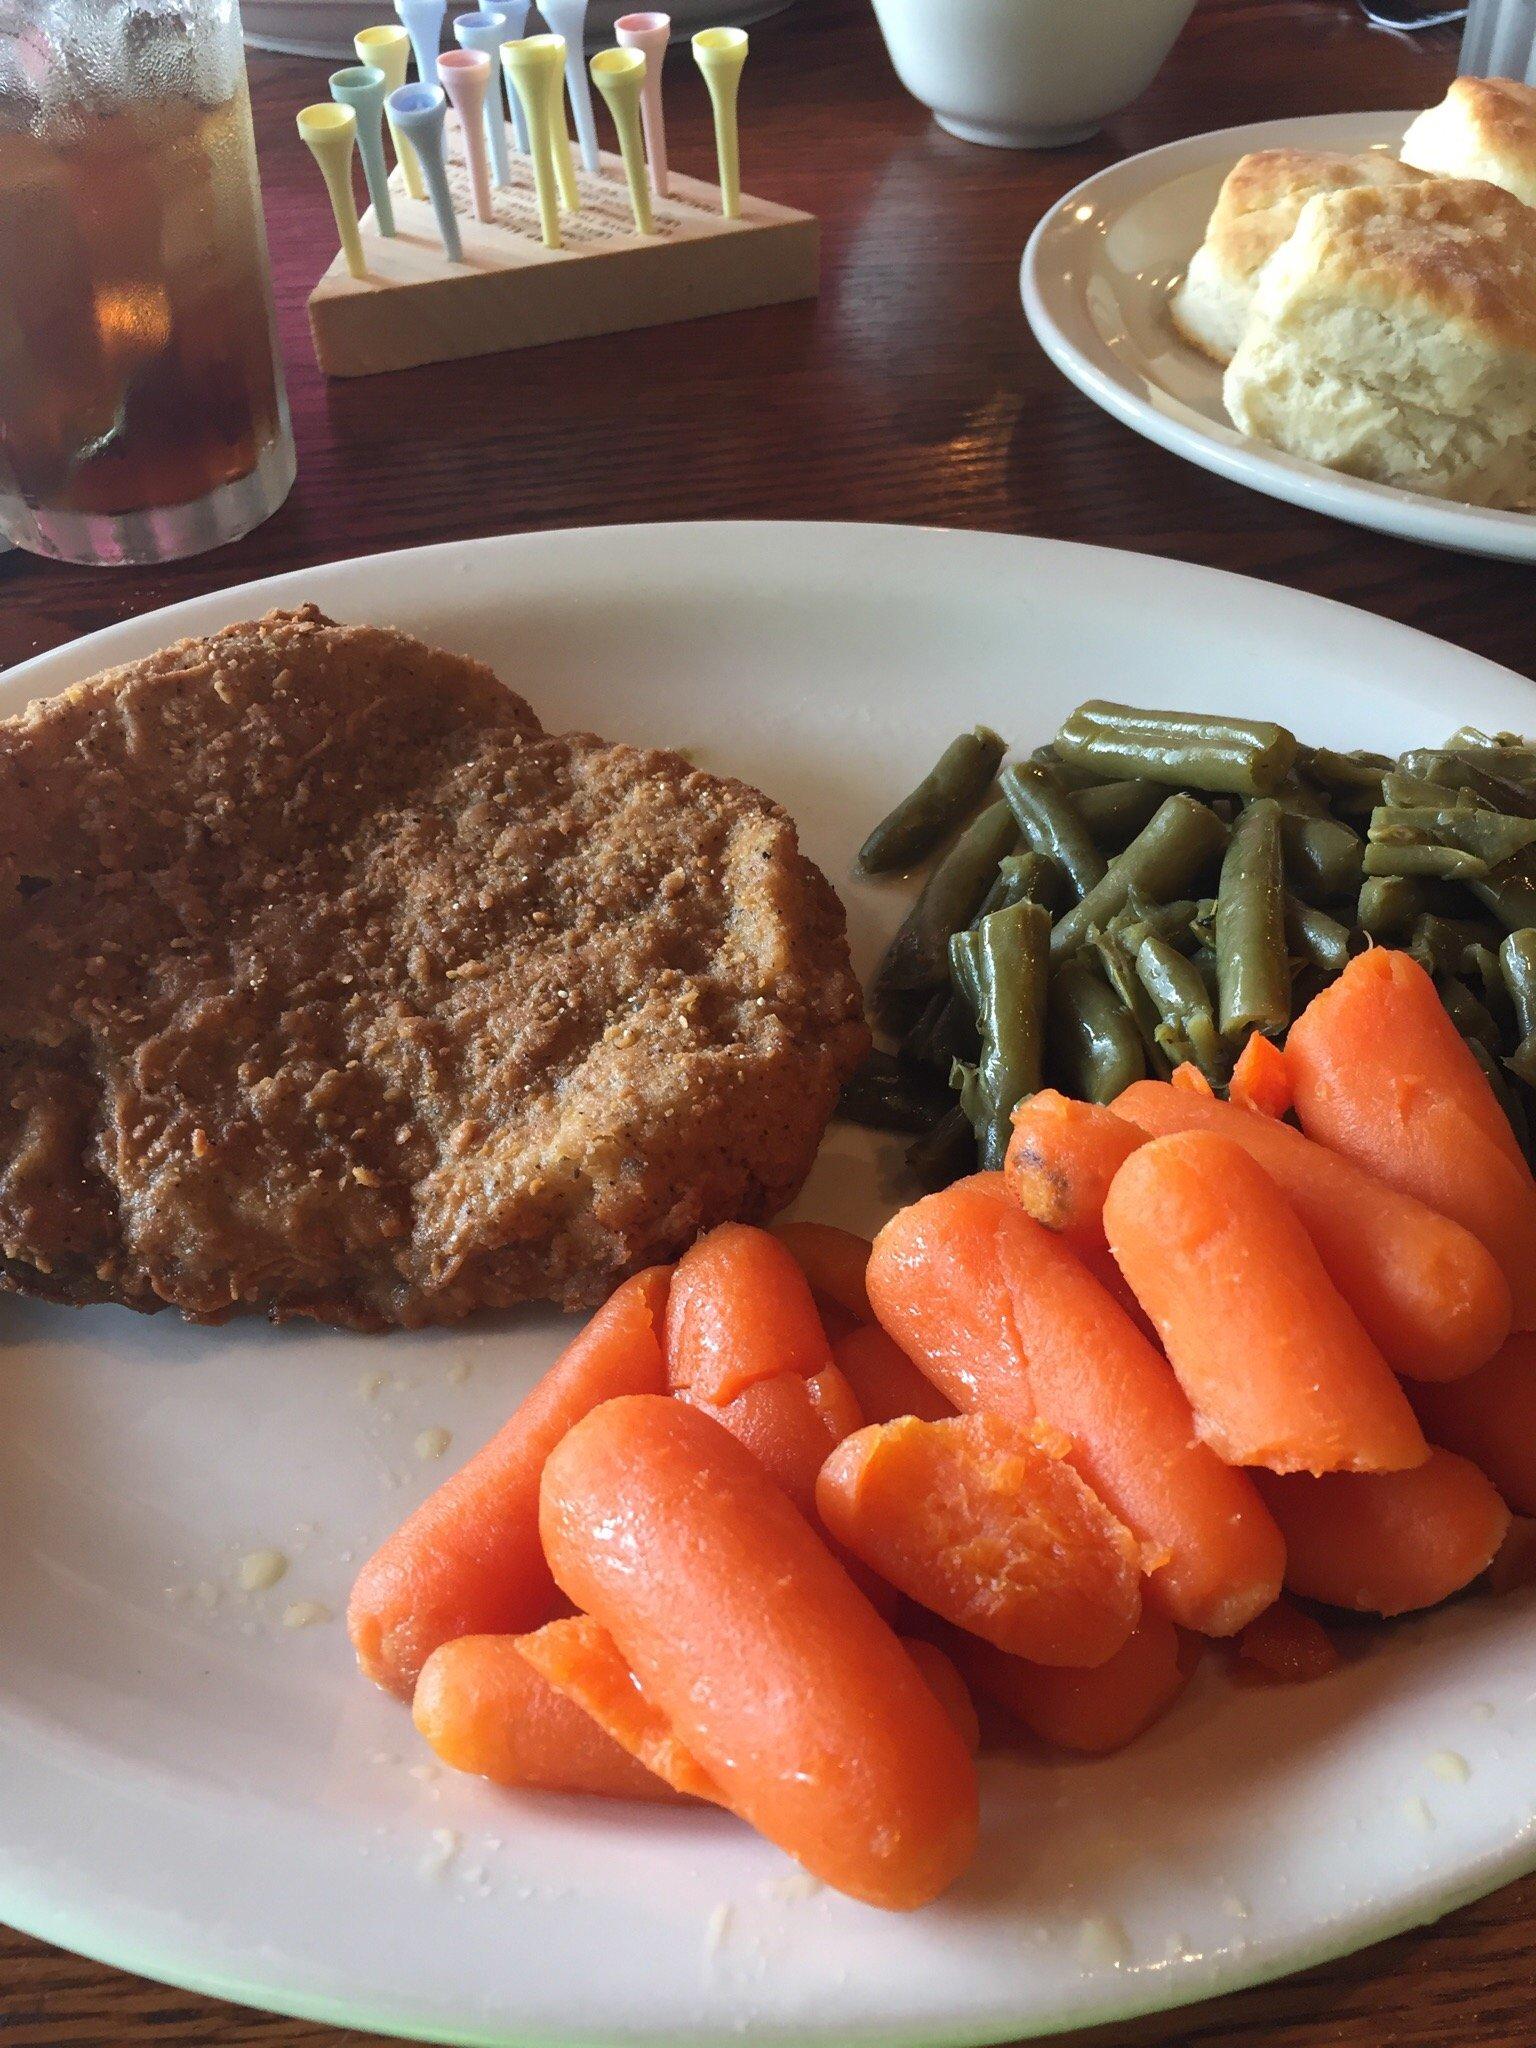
[1021,111,1536,563]
[4,521,1536,2048]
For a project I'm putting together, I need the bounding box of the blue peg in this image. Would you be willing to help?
[387,82,463,260]
[395,0,446,85]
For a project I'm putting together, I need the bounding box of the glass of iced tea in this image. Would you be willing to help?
[0,1,296,566]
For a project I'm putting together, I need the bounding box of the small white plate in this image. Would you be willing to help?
[3,521,1536,2048]
[1021,111,1536,562]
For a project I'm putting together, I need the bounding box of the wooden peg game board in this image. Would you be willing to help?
[306,118,819,376]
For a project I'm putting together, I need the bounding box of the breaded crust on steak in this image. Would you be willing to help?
[0,606,868,1328]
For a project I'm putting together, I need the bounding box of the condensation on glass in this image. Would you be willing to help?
[0,1,296,566]
[1460,0,1536,83]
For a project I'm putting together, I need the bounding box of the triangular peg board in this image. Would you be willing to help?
[307,118,819,376]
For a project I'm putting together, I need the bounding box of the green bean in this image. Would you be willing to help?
[1470,854,1536,931]
[1284,896,1358,976]
[899,986,976,1073]
[1090,930,1173,1080]
[1000,762,1108,905]
[837,1052,952,1134]
[1054,700,1298,796]
[1438,976,1501,1050]
[1046,959,1147,1105]
[874,799,1018,1003]
[1442,730,1536,778]
[1407,914,1505,979]
[1109,894,1201,954]
[1273,773,1332,820]
[1469,1038,1531,1153]
[1500,930,1536,1040]
[1191,946,1221,1008]
[948,926,983,1016]
[856,727,1007,874]
[1399,750,1536,817]
[1029,744,1110,791]
[975,849,1067,921]
[1049,794,1229,963]
[1371,805,1536,869]
[1280,811,1365,903]
[1382,770,1485,812]
[906,851,1060,1068]
[1464,943,1514,1032]
[1073,778,1166,849]
[1509,1034,1536,1088]
[1362,842,1490,883]
[967,899,1052,1168]
[906,1104,976,1188]
[1357,874,1467,937]
[1215,797,1289,1039]
[1136,934,1227,1080]
[1297,745,1392,797]
[950,1058,985,1132]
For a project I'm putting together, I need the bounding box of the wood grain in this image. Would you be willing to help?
[308,141,817,375]
[4,0,1534,2041]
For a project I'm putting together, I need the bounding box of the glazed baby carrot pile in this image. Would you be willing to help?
[350,942,1531,1911]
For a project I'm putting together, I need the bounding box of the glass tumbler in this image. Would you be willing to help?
[1460,0,1536,82]
[0,0,296,566]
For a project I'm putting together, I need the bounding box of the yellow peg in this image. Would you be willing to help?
[297,103,367,278]
[590,48,652,235]
[503,36,566,248]
[692,26,747,219]
[356,24,427,201]
[531,34,582,213]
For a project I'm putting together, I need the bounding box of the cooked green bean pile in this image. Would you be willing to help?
[841,700,1536,1178]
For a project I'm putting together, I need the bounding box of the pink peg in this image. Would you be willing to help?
[615,11,670,198]
[438,47,494,221]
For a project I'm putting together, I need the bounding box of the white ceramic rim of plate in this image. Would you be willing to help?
[1020,110,1536,563]
[4,520,1536,2048]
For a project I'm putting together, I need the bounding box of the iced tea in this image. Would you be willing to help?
[0,3,294,565]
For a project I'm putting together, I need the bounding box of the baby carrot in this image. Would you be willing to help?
[1254,1450,1510,1614]
[902,1638,981,1753]
[773,1221,874,1324]
[1003,1089,1143,1255]
[666,1223,833,1406]
[1170,1062,1216,1096]
[1105,1132,1428,1474]
[1112,1082,1510,1382]
[679,1363,862,1516]
[540,1396,978,1911]
[1409,1334,1536,1515]
[1235,1598,1338,1683]
[413,1635,683,1801]
[947,1613,1192,1755]
[832,1324,955,1425]
[515,1615,722,1802]
[1287,948,1536,1327]
[867,1176,1285,1636]
[1229,1032,1292,1119]
[349,1266,670,1699]
[817,1414,1142,1667]
[1293,947,1524,1164]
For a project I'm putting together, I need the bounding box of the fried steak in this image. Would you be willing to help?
[0,606,868,1327]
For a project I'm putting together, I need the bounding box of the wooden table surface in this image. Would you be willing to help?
[4,0,1534,2041]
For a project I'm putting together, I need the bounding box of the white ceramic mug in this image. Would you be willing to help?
[870,0,1197,148]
